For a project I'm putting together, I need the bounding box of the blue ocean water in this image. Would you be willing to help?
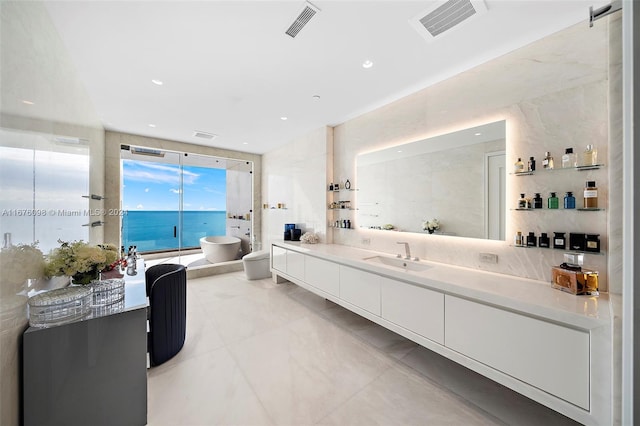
[122,210,226,252]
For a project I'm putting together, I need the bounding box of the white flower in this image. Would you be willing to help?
[422,218,440,231]
[300,232,320,244]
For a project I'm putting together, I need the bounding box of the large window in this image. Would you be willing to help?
[121,155,227,253]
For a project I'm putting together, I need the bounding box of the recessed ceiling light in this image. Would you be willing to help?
[243,142,249,145]
[475,132,482,136]
[312,95,321,100]
[22,100,34,105]
[280,117,288,121]
[148,124,156,128]
[362,60,373,69]
[397,150,403,153]
[151,79,163,86]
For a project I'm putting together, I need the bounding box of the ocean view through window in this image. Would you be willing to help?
[121,157,227,253]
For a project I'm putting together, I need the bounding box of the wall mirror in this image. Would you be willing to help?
[356,120,506,240]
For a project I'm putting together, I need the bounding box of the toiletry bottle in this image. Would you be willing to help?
[539,233,550,248]
[346,219,351,229]
[328,183,334,191]
[584,181,598,208]
[515,231,523,246]
[528,156,536,172]
[583,144,598,166]
[542,151,554,169]
[562,148,577,168]
[553,232,566,249]
[564,191,576,209]
[526,232,537,247]
[570,233,586,251]
[345,179,351,189]
[585,234,600,253]
[518,193,528,209]
[514,158,525,173]
[548,192,559,209]
[533,193,543,209]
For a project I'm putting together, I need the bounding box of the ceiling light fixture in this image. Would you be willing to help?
[312,95,321,100]
[22,100,35,105]
[148,124,156,128]
[280,117,288,121]
[475,132,482,136]
[362,60,373,69]
[151,79,163,86]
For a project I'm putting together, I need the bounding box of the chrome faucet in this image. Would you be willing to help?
[397,242,411,260]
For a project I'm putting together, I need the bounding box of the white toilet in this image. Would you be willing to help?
[242,250,271,280]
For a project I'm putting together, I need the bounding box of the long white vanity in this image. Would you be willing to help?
[271,241,612,426]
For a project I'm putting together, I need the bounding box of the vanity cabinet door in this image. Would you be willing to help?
[271,245,287,274]
[305,256,339,296]
[381,278,444,344]
[286,250,305,281]
[338,266,381,315]
[445,295,590,410]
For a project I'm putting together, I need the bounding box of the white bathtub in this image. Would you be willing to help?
[200,236,242,264]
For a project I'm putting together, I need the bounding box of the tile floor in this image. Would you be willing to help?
[147,272,580,426]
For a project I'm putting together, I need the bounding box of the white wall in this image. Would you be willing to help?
[261,126,333,247]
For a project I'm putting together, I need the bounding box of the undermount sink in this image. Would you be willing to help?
[363,255,431,272]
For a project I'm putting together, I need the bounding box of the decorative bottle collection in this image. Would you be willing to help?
[515,181,599,211]
[515,145,599,174]
[513,230,601,253]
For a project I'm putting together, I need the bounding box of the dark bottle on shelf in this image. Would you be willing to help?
[526,232,537,247]
[585,234,601,253]
[533,193,543,209]
[548,192,559,209]
[553,232,566,249]
[528,156,536,172]
[564,192,576,209]
[539,233,550,248]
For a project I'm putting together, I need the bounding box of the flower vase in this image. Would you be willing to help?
[71,269,99,285]
[428,229,434,234]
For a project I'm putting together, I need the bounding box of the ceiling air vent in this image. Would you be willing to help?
[410,0,487,42]
[285,2,320,38]
[193,131,217,140]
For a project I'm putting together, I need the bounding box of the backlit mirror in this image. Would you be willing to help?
[356,120,506,240]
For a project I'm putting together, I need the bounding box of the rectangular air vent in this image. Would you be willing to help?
[285,2,320,38]
[410,0,487,42]
[193,131,217,140]
[130,147,165,157]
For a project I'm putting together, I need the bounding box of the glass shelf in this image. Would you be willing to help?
[510,244,605,254]
[511,164,604,176]
[512,208,605,212]
[328,208,357,211]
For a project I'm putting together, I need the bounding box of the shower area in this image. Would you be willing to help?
[119,145,254,268]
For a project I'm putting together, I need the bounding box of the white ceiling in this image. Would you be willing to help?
[44,0,607,154]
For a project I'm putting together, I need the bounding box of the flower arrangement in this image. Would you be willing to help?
[300,232,320,244]
[382,224,395,230]
[422,218,440,234]
[45,240,119,285]
[0,243,45,296]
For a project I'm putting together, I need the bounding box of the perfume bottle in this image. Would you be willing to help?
[515,231,524,246]
[542,151,554,169]
[548,192,559,209]
[345,179,351,189]
[583,144,598,166]
[584,181,598,208]
[518,193,528,209]
[564,191,576,209]
[514,157,525,173]
[585,234,601,253]
[528,156,536,172]
[562,148,577,168]
[539,233,550,248]
[533,193,543,209]
[553,232,566,249]
[526,232,537,247]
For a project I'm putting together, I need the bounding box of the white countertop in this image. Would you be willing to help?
[273,241,609,330]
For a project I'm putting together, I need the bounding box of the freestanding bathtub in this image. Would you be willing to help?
[200,236,242,264]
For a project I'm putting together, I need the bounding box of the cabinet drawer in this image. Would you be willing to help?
[271,246,287,273]
[381,278,444,344]
[305,256,339,296]
[339,266,381,315]
[445,296,589,410]
[286,250,305,281]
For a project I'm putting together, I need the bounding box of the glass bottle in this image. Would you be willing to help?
[514,157,525,174]
[526,232,537,247]
[528,156,536,172]
[515,231,523,246]
[564,191,576,209]
[518,193,528,209]
[533,193,543,209]
[583,144,598,166]
[548,192,559,209]
[553,232,566,249]
[562,148,577,168]
[539,233,550,248]
[584,181,598,208]
[542,151,554,169]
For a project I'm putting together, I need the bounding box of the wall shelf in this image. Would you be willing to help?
[512,164,605,176]
[512,208,605,212]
